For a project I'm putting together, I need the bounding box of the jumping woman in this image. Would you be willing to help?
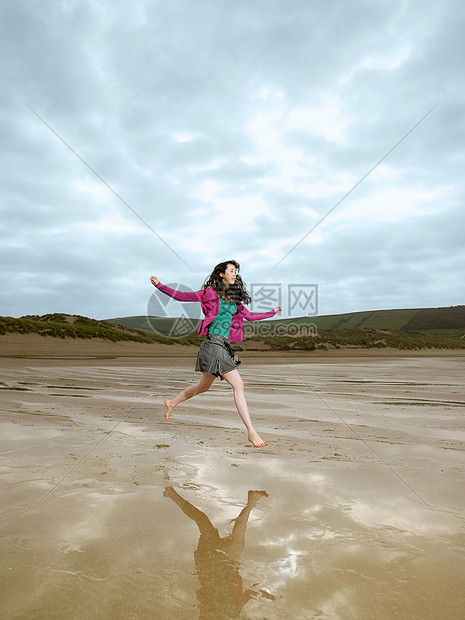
[150,260,281,447]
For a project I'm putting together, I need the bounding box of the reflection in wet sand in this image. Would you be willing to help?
[164,487,274,619]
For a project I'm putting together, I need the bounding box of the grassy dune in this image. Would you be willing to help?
[0,314,199,346]
[244,328,465,351]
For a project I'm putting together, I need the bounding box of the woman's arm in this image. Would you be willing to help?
[150,276,203,302]
[240,305,282,321]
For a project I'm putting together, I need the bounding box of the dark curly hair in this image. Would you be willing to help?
[203,260,251,304]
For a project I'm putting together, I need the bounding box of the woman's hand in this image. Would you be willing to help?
[273,306,282,313]
[150,275,159,286]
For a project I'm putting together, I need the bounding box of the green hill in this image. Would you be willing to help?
[309,308,420,330]
[308,306,465,332]
[108,306,465,334]
[107,315,201,336]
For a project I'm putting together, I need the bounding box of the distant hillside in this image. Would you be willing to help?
[309,305,465,332]
[108,305,465,334]
[402,306,465,331]
[106,306,465,351]
[107,315,200,336]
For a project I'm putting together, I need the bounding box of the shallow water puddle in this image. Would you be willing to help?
[1,357,465,619]
[4,444,464,620]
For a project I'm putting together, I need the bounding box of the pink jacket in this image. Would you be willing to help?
[155,282,276,342]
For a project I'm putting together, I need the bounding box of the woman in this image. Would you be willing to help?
[150,260,281,447]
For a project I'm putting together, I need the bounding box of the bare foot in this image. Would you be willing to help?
[164,399,174,421]
[248,430,268,448]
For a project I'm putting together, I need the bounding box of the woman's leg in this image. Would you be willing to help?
[164,372,215,421]
[224,490,269,561]
[222,369,268,448]
[163,487,219,539]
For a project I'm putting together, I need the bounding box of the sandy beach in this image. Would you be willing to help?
[1,336,465,619]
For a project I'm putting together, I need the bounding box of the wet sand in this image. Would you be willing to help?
[1,339,465,619]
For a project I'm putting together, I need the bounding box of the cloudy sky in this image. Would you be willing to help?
[1,0,464,320]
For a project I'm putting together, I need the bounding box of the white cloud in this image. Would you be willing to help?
[174,181,272,261]
[339,45,412,84]
[73,180,114,205]
[286,98,350,144]
[80,211,144,235]
[1,0,463,317]
[174,132,195,143]
[330,184,452,226]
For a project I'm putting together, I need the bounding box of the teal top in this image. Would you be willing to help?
[208,297,237,337]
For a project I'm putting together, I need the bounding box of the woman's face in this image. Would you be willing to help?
[220,263,237,286]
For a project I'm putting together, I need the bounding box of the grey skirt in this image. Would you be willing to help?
[195,333,241,380]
